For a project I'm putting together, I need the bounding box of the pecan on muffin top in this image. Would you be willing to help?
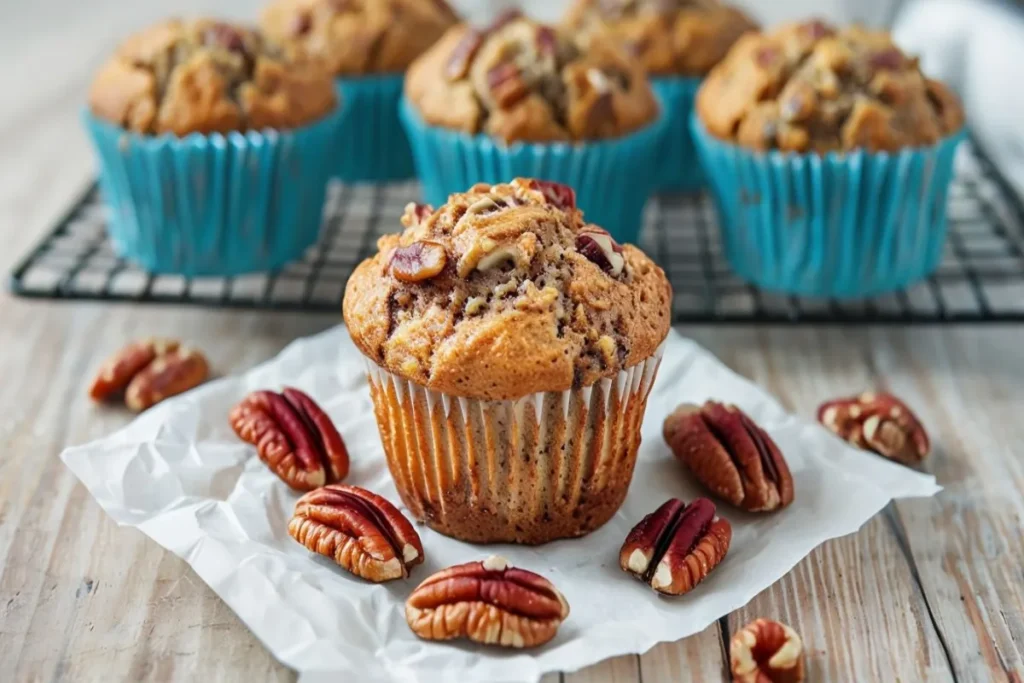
[88,19,337,136]
[260,0,458,76]
[563,0,757,77]
[342,178,672,401]
[404,11,659,143]
[696,20,965,153]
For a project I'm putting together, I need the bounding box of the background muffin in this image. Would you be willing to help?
[261,0,459,182]
[691,19,966,297]
[343,178,672,544]
[564,0,757,191]
[400,11,666,240]
[84,18,341,275]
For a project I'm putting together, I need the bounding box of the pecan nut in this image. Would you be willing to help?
[514,178,576,211]
[289,484,423,582]
[731,618,805,683]
[89,338,210,412]
[230,387,350,490]
[663,401,795,512]
[406,555,570,648]
[619,498,732,596]
[389,241,447,283]
[818,392,930,466]
[576,226,624,276]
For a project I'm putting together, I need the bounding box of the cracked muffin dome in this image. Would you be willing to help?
[260,0,458,76]
[563,0,757,77]
[404,11,659,143]
[343,178,672,400]
[696,20,965,153]
[88,18,337,136]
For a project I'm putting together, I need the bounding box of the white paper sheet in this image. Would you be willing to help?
[61,327,939,682]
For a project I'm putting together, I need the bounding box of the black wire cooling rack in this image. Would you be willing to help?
[8,138,1024,323]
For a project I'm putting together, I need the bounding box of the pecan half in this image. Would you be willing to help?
[89,338,180,402]
[576,227,624,276]
[406,555,570,648]
[663,401,795,512]
[88,338,210,412]
[620,498,732,596]
[229,387,350,490]
[818,392,929,465]
[289,484,423,582]
[389,241,447,283]
[731,618,805,683]
[515,178,576,211]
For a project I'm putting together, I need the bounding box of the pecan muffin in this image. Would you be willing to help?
[260,0,458,76]
[89,18,337,135]
[343,178,672,544]
[83,18,342,275]
[564,0,757,77]
[697,20,965,153]
[690,20,967,297]
[405,11,657,143]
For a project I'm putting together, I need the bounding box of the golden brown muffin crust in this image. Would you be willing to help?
[563,0,757,77]
[343,178,672,401]
[89,18,337,136]
[696,20,966,153]
[260,0,458,76]
[404,11,659,143]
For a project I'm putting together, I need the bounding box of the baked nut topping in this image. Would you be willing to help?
[564,0,757,77]
[289,484,423,582]
[663,401,794,512]
[620,497,732,595]
[696,20,965,152]
[818,392,930,465]
[405,12,658,142]
[405,555,570,647]
[343,178,672,401]
[88,18,337,135]
[89,338,210,412]
[731,618,805,683]
[261,0,458,76]
[230,387,350,490]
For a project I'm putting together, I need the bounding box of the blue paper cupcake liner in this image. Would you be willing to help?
[651,76,704,193]
[333,75,415,183]
[691,116,966,298]
[399,97,669,244]
[83,107,343,276]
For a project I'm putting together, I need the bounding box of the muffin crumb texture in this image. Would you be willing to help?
[343,178,672,400]
[261,0,458,76]
[89,18,337,135]
[564,0,757,77]
[405,11,658,142]
[697,20,965,152]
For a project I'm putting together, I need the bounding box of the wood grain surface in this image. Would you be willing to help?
[1,1,1022,681]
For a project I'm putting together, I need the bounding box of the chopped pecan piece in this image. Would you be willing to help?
[620,498,732,596]
[289,484,423,582]
[230,387,350,490]
[389,241,448,283]
[818,392,929,465]
[406,555,569,648]
[663,401,795,512]
[576,227,624,276]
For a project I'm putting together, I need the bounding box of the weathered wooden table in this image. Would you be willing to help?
[2,3,1022,681]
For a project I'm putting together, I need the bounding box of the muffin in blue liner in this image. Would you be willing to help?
[692,118,966,298]
[83,109,342,276]
[400,100,667,244]
[333,76,414,183]
[650,77,704,193]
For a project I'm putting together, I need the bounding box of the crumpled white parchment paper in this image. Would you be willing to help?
[61,327,939,682]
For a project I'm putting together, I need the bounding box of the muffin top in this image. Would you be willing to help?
[696,20,965,153]
[343,178,672,400]
[89,18,337,136]
[404,11,659,143]
[260,0,458,76]
[563,0,757,77]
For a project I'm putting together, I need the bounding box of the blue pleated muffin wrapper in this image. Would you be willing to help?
[83,107,344,276]
[691,116,967,298]
[650,76,704,193]
[333,75,415,183]
[399,97,669,244]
